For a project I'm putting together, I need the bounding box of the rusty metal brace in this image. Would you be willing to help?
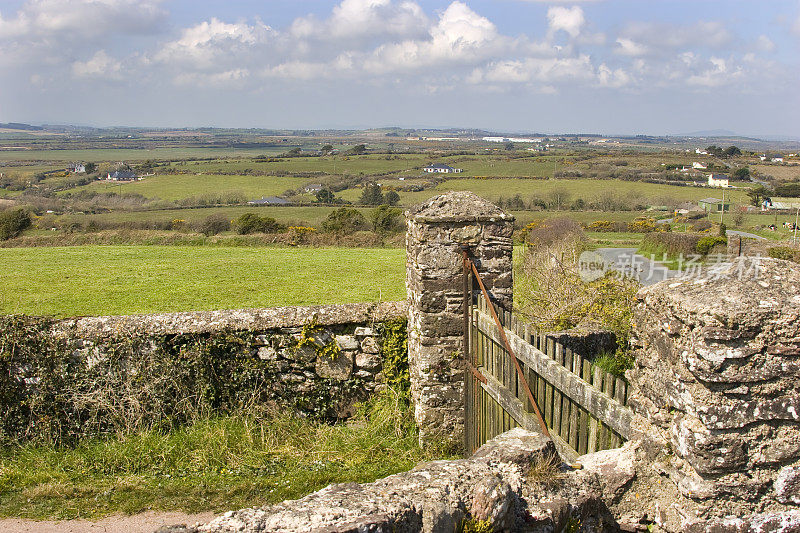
[461,249,551,438]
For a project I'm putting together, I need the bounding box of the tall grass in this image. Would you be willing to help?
[0,388,447,520]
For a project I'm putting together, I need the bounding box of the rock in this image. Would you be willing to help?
[575,442,637,504]
[257,346,278,361]
[355,352,382,371]
[775,466,800,505]
[354,327,375,337]
[316,350,353,380]
[334,334,359,351]
[360,336,381,354]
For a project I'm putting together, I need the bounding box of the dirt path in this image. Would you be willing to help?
[0,511,217,533]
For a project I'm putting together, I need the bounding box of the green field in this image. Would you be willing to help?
[0,246,406,317]
[69,174,308,201]
[0,147,285,162]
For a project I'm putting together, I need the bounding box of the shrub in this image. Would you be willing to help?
[696,236,727,256]
[0,208,32,240]
[196,214,230,236]
[370,205,403,234]
[359,183,384,206]
[640,232,702,257]
[768,246,798,262]
[691,220,713,232]
[383,190,401,206]
[523,217,583,246]
[322,207,368,233]
[627,217,656,233]
[234,213,285,235]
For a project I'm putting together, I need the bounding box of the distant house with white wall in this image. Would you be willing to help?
[708,174,729,188]
[692,162,707,170]
[68,163,86,173]
[423,164,463,174]
[695,148,708,155]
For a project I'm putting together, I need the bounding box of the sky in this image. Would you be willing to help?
[0,0,798,136]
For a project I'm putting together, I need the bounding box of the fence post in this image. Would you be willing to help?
[406,192,514,447]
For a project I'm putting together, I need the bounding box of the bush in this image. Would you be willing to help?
[696,236,727,255]
[322,207,368,233]
[768,246,798,262]
[196,214,230,236]
[691,220,713,232]
[0,208,32,240]
[370,205,403,234]
[627,217,657,233]
[234,213,285,235]
[641,232,702,256]
[522,218,583,246]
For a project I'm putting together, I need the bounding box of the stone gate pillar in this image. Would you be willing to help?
[406,191,514,446]
[626,256,800,529]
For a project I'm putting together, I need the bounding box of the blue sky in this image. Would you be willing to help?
[1,0,798,136]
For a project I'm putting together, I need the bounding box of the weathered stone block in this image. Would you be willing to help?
[775,466,800,505]
[359,336,380,354]
[316,351,354,380]
[334,334,359,351]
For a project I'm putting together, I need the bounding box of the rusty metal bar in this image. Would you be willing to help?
[462,250,551,438]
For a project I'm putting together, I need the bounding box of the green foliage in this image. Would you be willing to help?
[747,185,769,206]
[321,207,368,233]
[380,318,409,395]
[84,162,97,173]
[196,213,230,236]
[592,352,634,376]
[768,246,798,262]
[234,213,285,235]
[383,190,400,206]
[0,387,448,520]
[359,182,385,206]
[696,235,727,255]
[718,222,727,237]
[459,518,493,533]
[296,320,341,361]
[775,182,800,198]
[348,144,367,155]
[0,208,31,240]
[370,205,403,234]
[315,188,336,204]
[733,167,749,180]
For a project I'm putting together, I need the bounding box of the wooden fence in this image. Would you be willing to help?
[464,294,634,461]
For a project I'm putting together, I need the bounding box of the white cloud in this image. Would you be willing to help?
[547,6,585,38]
[597,64,632,88]
[154,18,273,70]
[686,56,742,88]
[364,2,503,73]
[71,50,122,79]
[469,55,595,86]
[290,0,428,41]
[618,20,731,54]
[755,35,775,52]
[615,37,648,57]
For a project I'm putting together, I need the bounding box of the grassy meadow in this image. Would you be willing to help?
[0,246,406,317]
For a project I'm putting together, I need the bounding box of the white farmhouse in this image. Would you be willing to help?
[423,163,463,174]
[707,173,729,188]
[692,162,707,170]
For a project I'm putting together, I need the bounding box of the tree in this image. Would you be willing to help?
[315,188,336,204]
[197,214,230,236]
[234,213,284,234]
[504,142,515,151]
[359,182,384,206]
[322,207,368,233]
[733,167,750,180]
[775,183,800,197]
[348,144,367,155]
[546,188,571,211]
[370,205,403,234]
[0,208,31,240]
[383,190,400,206]
[747,185,768,207]
[320,144,334,154]
[84,162,97,173]
[724,146,742,157]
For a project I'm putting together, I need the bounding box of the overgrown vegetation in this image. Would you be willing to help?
[515,226,638,374]
[0,208,31,240]
[0,387,447,520]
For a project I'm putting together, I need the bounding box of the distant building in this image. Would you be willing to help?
[695,148,708,155]
[699,197,731,212]
[692,162,707,170]
[248,196,291,206]
[423,163,462,174]
[707,174,729,188]
[304,184,324,193]
[107,170,137,181]
[68,163,86,173]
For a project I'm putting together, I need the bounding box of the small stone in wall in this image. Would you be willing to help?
[316,351,354,380]
[355,352,382,371]
[335,335,359,351]
[775,466,800,505]
[354,327,375,337]
[257,346,278,361]
[360,336,381,354]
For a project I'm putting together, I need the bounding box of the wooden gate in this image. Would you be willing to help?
[462,253,634,460]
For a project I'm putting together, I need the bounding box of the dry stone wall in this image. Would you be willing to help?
[625,257,800,530]
[0,302,405,443]
[406,191,514,446]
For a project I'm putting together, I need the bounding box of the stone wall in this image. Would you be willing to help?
[624,257,800,530]
[0,302,405,443]
[406,191,514,446]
